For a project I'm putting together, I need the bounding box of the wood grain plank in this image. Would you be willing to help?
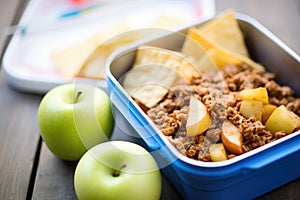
[31,143,77,200]
[0,71,42,199]
[0,0,39,198]
[257,179,300,200]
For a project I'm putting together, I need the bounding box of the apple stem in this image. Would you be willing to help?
[113,164,127,177]
[74,91,82,103]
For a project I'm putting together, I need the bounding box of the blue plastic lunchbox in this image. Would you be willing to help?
[106,13,300,200]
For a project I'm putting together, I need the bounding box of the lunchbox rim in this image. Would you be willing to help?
[105,12,300,168]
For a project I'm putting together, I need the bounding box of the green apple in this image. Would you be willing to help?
[38,83,114,161]
[74,141,162,200]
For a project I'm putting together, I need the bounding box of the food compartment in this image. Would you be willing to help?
[108,12,300,162]
[106,12,300,200]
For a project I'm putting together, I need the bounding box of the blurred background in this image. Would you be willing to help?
[1,0,299,59]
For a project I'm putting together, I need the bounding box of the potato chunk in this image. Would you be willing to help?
[265,105,300,134]
[210,143,228,162]
[262,104,277,124]
[240,100,264,121]
[239,87,269,104]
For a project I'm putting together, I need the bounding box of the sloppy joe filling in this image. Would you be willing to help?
[145,64,300,162]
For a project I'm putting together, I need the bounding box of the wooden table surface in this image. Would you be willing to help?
[0,0,299,199]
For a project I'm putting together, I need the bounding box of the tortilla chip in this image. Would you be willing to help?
[51,23,129,80]
[134,46,199,83]
[77,37,137,79]
[197,10,249,57]
[51,34,102,80]
[123,45,200,107]
[51,13,190,81]
[123,64,179,108]
[183,27,264,71]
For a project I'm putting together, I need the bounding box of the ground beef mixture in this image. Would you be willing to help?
[146,64,300,162]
